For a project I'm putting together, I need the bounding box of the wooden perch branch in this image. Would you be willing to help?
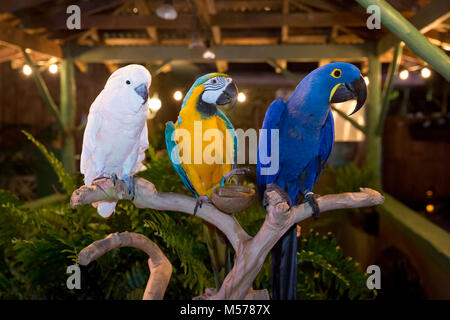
[78,231,172,300]
[71,177,384,300]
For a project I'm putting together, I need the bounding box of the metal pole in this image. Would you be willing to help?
[60,59,77,174]
[366,53,382,188]
[376,43,403,136]
[356,0,450,82]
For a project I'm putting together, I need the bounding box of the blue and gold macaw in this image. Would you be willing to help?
[165,73,241,286]
[257,62,367,300]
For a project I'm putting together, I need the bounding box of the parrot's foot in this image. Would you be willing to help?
[304,191,320,219]
[263,184,291,208]
[224,167,251,184]
[122,174,135,200]
[93,173,118,185]
[194,195,211,216]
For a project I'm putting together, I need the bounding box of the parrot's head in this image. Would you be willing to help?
[105,64,152,113]
[318,62,367,115]
[183,73,238,117]
[310,62,367,116]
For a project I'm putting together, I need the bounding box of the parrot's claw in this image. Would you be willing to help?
[122,174,135,200]
[304,191,320,219]
[93,173,117,184]
[262,184,292,208]
[193,195,211,216]
[224,167,250,184]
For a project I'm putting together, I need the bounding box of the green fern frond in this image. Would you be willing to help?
[22,130,76,195]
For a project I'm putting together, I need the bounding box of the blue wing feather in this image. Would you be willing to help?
[297,109,335,195]
[165,121,198,197]
[256,97,286,198]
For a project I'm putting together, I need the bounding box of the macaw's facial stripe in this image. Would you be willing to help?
[329,83,343,102]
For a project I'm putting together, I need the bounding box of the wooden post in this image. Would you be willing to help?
[60,59,77,174]
[365,53,382,188]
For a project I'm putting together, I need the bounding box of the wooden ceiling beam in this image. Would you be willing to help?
[0,21,62,57]
[281,0,290,43]
[66,43,372,62]
[0,0,51,13]
[23,0,128,29]
[28,12,367,30]
[0,46,20,63]
[213,12,367,28]
[135,0,158,44]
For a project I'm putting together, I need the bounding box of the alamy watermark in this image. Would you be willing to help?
[169,122,279,175]
[66,5,81,30]
[366,265,381,290]
[366,5,381,30]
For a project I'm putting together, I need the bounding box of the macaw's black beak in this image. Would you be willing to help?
[216,81,238,110]
[135,83,149,103]
[330,75,367,115]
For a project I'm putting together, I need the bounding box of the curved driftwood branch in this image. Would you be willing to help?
[71,177,384,300]
[78,231,172,300]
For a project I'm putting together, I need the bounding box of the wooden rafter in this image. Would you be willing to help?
[67,43,371,62]
[0,21,61,57]
[281,0,290,43]
[134,0,159,44]
[28,12,367,30]
[0,0,50,13]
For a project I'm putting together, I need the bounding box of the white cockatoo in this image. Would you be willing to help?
[80,64,151,217]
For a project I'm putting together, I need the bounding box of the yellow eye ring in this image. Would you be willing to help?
[331,68,342,78]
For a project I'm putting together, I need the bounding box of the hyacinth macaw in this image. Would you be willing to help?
[257,62,367,300]
[165,73,242,286]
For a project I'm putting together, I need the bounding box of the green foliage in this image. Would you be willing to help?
[324,163,377,194]
[0,135,373,300]
[297,230,376,300]
[0,137,214,299]
[22,130,76,195]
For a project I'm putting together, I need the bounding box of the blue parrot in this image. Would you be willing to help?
[256,62,367,300]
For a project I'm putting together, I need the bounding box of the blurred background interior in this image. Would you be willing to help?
[0,0,449,300]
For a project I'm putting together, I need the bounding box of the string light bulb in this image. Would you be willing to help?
[49,64,58,74]
[421,67,431,79]
[399,69,409,80]
[148,96,162,112]
[237,92,246,103]
[173,90,183,101]
[23,64,32,76]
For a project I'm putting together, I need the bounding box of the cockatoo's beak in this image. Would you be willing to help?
[135,83,149,104]
[330,75,367,115]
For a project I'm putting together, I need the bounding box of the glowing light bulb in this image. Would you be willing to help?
[173,90,183,101]
[399,69,409,80]
[363,76,369,86]
[421,67,431,79]
[203,49,216,60]
[425,204,435,213]
[23,64,32,76]
[237,92,246,103]
[49,64,58,74]
[148,96,162,112]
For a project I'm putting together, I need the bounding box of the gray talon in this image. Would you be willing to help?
[194,195,211,216]
[304,191,320,219]
[122,174,135,200]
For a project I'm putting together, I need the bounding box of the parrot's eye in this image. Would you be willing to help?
[211,78,217,84]
[126,80,131,85]
[331,69,342,78]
